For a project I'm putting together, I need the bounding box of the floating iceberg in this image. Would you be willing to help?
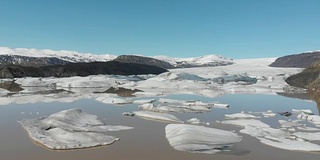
[222,119,320,152]
[165,124,242,154]
[138,102,210,113]
[133,99,156,104]
[225,113,258,119]
[96,96,132,104]
[297,113,320,125]
[293,132,320,141]
[133,111,183,123]
[18,108,133,150]
[292,109,313,115]
[187,118,201,125]
[0,88,9,96]
[278,120,303,128]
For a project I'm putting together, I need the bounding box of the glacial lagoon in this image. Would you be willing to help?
[0,93,319,160]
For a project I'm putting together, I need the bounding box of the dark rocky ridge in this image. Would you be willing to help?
[0,55,70,67]
[0,61,167,78]
[270,51,320,68]
[285,60,320,88]
[113,55,175,69]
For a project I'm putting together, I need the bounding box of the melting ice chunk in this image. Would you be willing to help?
[165,124,242,154]
[18,108,133,150]
[133,111,183,123]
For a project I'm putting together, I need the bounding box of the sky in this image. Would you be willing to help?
[0,0,320,58]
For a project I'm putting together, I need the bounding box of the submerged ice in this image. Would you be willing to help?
[18,108,133,150]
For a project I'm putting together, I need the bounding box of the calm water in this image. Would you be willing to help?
[0,93,319,160]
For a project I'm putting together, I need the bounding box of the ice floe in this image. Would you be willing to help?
[278,120,303,128]
[225,113,258,119]
[292,109,313,115]
[133,111,183,123]
[133,99,156,104]
[187,118,201,125]
[165,124,242,154]
[222,119,320,152]
[293,132,320,141]
[297,113,320,125]
[0,88,9,96]
[138,102,210,113]
[18,108,133,150]
[96,96,132,104]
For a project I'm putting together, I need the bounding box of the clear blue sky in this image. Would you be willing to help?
[0,0,319,58]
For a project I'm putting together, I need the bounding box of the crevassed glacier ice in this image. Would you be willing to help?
[18,108,133,150]
[165,124,242,154]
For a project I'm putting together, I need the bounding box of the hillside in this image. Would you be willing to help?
[0,61,167,78]
[0,47,234,68]
[270,51,320,68]
[285,60,320,88]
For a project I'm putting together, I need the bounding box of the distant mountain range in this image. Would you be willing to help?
[0,47,234,68]
[0,61,167,78]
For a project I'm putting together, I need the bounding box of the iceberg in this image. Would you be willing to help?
[292,109,313,115]
[96,96,132,104]
[225,112,258,119]
[0,88,9,96]
[18,108,133,150]
[187,118,201,125]
[297,113,320,125]
[293,132,320,141]
[165,124,242,154]
[133,111,183,123]
[138,102,210,113]
[222,119,320,152]
[278,120,303,128]
[133,99,156,104]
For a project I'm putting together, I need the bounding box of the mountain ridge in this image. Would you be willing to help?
[0,47,233,68]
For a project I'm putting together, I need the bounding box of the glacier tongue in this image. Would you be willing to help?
[18,108,133,150]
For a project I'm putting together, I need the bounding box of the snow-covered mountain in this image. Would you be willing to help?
[0,47,117,63]
[0,47,234,68]
[153,55,234,68]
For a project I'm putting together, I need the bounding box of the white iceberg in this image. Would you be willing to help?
[297,113,320,125]
[225,113,258,119]
[0,88,9,96]
[96,96,132,104]
[133,99,156,104]
[293,132,320,141]
[278,120,303,128]
[261,110,277,118]
[297,126,320,131]
[133,111,183,123]
[187,118,201,125]
[258,137,320,151]
[222,119,320,152]
[292,109,313,115]
[18,108,133,150]
[165,124,242,154]
[138,103,210,113]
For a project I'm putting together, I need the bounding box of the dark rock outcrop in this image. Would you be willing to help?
[0,61,167,78]
[113,55,175,69]
[285,60,320,88]
[270,51,320,68]
[0,55,70,67]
